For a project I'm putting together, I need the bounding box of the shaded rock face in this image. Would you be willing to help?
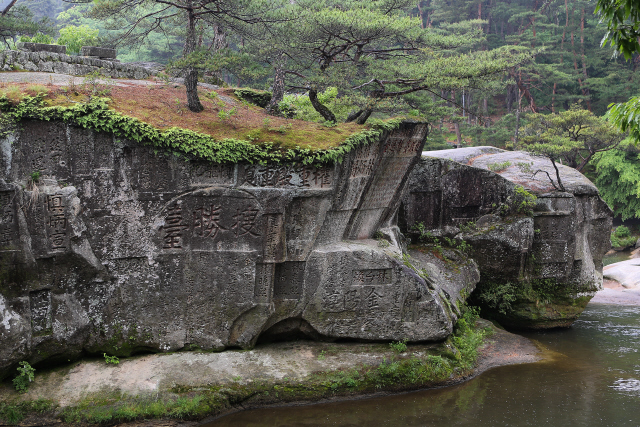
[0,121,479,377]
[400,147,612,329]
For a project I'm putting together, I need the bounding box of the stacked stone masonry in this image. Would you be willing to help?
[0,120,481,377]
[0,50,153,79]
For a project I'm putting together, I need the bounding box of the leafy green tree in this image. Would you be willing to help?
[595,0,640,142]
[517,105,623,190]
[56,24,98,53]
[592,140,640,219]
[596,0,640,59]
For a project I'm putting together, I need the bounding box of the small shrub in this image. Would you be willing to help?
[104,353,120,364]
[516,161,534,174]
[389,340,408,353]
[614,226,631,238]
[488,161,512,172]
[12,361,35,393]
[30,170,41,182]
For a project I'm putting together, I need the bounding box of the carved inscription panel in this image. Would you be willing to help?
[159,191,264,252]
[254,263,274,303]
[190,163,235,186]
[20,122,69,179]
[241,164,334,189]
[45,194,69,252]
[30,289,52,336]
[0,191,18,249]
[274,262,305,300]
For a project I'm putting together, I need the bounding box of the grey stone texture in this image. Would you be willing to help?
[16,43,67,54]
[0,50,153,79]
[80,46,117,59]
[0,120,480,377]
[400,146,612,329]
[603,259,640,289]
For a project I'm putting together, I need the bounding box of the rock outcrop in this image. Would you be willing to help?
[400,147,612,329]
[0,120,480,377]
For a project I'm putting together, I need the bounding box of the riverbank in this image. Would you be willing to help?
[0,319,541,426]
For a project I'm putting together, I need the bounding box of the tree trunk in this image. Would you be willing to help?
[1,0,17,16]
[266,53,286,115]
[308,88,336,123]
[356,109,373,125]
[514,89,521,145]
[184,3,203,113]
[345,110,364,122]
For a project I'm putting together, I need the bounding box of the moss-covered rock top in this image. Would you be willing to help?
[0,80,408,165]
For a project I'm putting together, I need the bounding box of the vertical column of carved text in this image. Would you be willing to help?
[46,194,67,251]
[0,192,15,248]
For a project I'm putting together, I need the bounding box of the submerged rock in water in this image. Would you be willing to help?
[0,120,480,378]
[400,146,612,329]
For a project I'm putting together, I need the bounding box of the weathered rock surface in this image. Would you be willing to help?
[400,146,612,329]
[0,50,153,79]
[0,120,480,377]
[603,259,640,289]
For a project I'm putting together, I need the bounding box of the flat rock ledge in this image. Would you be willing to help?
[0,320,541,426]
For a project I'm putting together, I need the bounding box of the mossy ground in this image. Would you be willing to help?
[0,80,363,151]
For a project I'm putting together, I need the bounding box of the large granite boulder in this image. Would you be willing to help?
[0,120,480,377]
[400,147,612,329]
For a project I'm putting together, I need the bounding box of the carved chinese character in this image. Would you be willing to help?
[0,229,12,245]
[344,289,360,310]
[364,287,383,309]
[193,205,226,239]
[50,232,66,249]
[315,167,332,187]
[323,289,343,311]
[48,215,66,232]
[162,203,188,248]
[231,207,261,237]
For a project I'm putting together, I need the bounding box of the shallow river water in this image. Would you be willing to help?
[209,303,640,427]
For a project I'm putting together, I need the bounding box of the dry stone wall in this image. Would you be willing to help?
[400,147,612,329]
[0,120,480,377]
[0,50,153,79]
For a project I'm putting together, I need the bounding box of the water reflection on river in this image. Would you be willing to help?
[209,304,640,427]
